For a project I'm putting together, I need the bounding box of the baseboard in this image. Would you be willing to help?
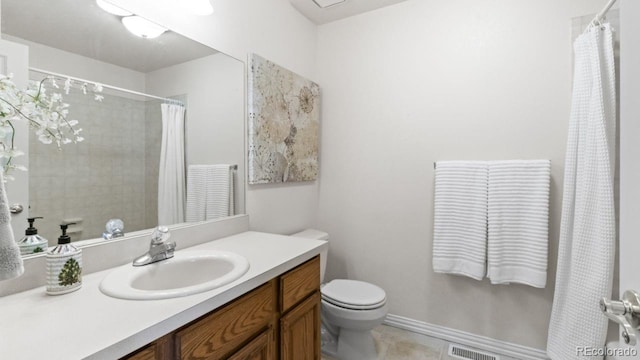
[383,314,549,360]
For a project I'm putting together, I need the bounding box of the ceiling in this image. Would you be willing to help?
[289,0,409,25]
[1,0,217,73]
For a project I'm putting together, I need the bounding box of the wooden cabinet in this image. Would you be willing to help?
[176,280,277,360]
[120,334,172,360]
[280,292,321,360]
[279,256,321,360]
[123,345,156,360]
[120,256,320,360]
[280,257,320,313]
[227,326,275,360]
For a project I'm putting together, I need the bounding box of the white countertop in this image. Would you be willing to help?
[0,231,327,360]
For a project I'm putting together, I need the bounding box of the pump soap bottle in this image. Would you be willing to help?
[17,217,48,255]
[46,223,82,295]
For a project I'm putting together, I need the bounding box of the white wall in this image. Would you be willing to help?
[316,0,606,349]
[2,35,146,92]
[109,0,319,234]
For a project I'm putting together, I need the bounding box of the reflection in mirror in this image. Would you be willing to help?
[1,0,245,254]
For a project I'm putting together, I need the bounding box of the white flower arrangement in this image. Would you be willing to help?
[0,74,103,180]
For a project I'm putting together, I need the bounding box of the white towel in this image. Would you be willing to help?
[0,172,23,281]
[487,160,550,288]
[228,170,235,216]
[186,165,235,222]
[185,166,208,222]
[432,161,488,280]
[204,165,233,220]
[547,25,617,360]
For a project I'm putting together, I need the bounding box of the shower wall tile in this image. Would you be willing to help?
[29,89,157,242]
[144,100,162,229]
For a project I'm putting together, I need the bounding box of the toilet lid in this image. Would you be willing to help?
[321,279,386,310]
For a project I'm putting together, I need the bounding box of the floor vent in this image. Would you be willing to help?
[448,344,500,360]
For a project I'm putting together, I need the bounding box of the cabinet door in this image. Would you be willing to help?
[227,326,275,360]
[120,334,172,360]
[280,292,321,360]
[176,280,276,360]
[122,345,156,360]
[280,257,320,313]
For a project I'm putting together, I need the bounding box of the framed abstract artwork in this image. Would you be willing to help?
[248,53,320,184]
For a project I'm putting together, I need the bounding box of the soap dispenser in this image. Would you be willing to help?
[46,223,82,295]
[17,217,48,255]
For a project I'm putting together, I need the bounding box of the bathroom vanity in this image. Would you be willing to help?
[122,256,321,360]
[0,228,326,360]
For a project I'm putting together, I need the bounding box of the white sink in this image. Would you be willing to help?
[99,250,250,300]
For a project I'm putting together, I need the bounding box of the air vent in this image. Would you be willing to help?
[448,344,500,360]
[312,0,346,8]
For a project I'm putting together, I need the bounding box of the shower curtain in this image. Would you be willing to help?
[158,103,186,225]
[547,24,616,359]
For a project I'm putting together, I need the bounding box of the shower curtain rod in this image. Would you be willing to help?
[29,67,184,105]
[591,0,617,25]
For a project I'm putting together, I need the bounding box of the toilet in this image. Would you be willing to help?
[292,229,388,360]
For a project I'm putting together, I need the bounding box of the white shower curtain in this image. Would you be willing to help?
[158,103,186,225]
[547,24,616,359]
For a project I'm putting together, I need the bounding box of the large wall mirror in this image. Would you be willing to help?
[1,0,246,256]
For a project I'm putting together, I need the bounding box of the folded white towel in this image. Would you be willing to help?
[487,160,550,288]
[205,165,233,220]
[185,166,208,222]
[433,161,488,280]
[186,165,235,222]
[0,172,23,281]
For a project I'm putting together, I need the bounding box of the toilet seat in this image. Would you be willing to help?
[321,279,386,310]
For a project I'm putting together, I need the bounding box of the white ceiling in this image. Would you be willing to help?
[1,0,217,73]
[289,0,409,25]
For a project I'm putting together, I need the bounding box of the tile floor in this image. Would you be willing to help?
[321,325,520,360]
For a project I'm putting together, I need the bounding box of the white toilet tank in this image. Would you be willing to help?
[291,229,329,283]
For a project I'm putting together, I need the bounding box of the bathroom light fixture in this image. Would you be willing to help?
[183,0,215,16]
[121,16,168,39]
[95,0,132,16]
[312,0,346,8]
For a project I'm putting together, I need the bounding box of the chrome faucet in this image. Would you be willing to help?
[133,226,176,266]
